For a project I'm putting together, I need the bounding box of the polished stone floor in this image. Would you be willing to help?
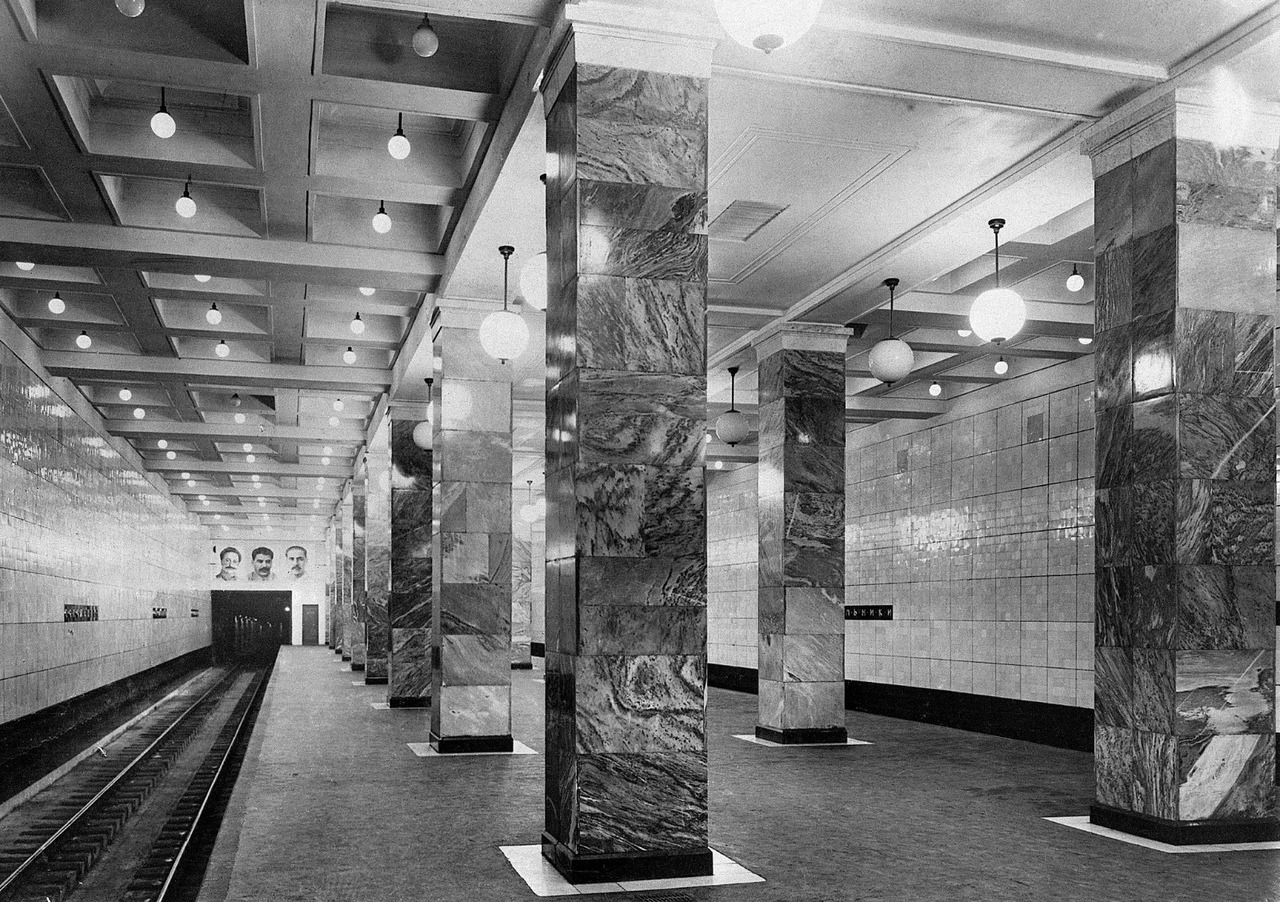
[197,647,1280,902]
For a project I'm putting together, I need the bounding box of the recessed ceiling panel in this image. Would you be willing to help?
[32,327,141,354]
[310,194,446,253]
[35,0,250,65]
[100,174,265,237]
[0,95,26,148]
[313,101,471,190]
[154,298,271,335]
[0,165,67,221]
[172,335,271,362]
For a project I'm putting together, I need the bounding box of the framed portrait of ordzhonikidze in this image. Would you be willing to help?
[211,541,317,586]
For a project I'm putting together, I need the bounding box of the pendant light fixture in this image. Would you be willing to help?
[151,87,175,139]
[215,338,230,358]
[994,357,1009,375]
[371,200,391,234]
[359,286,375,296]
[519,251,548,311]
[867,277,915,384]
[412,14,439,57]
[133,407,146,419]
[929,381,942,397]
[76,330,92,349]
[968,219,1026,344]
[1066,264,1085,292]
[478,245,530,363]
[412,377,434,448]
[157,439,168,449]
[206,302,222,325]
[175,177,197,218]
[119,388,132,401]
[343,346,357,364]
[350,312,365,335]
[519,479,541,523]
[332,398,344,412]
[15,261,34,271]
[194,273,211,282]
[712,0,823,53]
[47,292,65,314]
[387,113,411,160]
[1078,336,1094,346]
[115,0,145,17]
[714,366,749,446]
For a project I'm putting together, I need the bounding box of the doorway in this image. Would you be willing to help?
[211,591,292,664]
[302,604,319,645]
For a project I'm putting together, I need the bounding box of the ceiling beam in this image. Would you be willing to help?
[108,421,366,443]
[149,459,341,477]
[43,352,391,390]
[0,220,443,287]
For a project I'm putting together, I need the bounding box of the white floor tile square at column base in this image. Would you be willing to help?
[406,740,537,757]
[1044,816,1280,853]
[500,845,764,896]
[732,734,871,747]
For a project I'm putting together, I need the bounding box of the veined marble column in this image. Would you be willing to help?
[350,472,368,672]
[512,475,535,669]
[340,490,354,661]
[365,420,392,684]
[542,6,715,883]
[326,525,336,648]
[755,325,849,744]
[1085,90,1277,843]
[390,416,432,707]
[430,311,513,752]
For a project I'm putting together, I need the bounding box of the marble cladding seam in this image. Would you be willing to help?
[0,340,208,726]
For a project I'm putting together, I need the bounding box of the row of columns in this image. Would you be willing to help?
[322,12,1276,884]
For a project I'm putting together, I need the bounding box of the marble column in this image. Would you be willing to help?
[326,525,336,648]
[755,325,849,744]
[430,311,513,752]
[350,471,368,672]
[1085,89,1277,843]
[542,7,715,883]
[364,420,392,684]
[390,416,432,707]
[340,490,354,661]
[512,477,534,669]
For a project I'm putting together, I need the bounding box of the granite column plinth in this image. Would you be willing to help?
[390,417,432,707]
[1085,90,1278,843]
[429,316,513,753]
[755,326,849,745]
[542,12,715,883]
[364,421,391,685]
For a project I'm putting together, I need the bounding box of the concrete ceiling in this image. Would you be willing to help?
[0,0,1276,532]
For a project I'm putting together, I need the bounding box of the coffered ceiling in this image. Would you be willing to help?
[0,0,1276,531]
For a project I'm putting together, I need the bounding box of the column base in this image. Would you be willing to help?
[541,833,712,884]
[363,676,388,685]
[512,661,533,670]
[350,662,365,671]
[341,654,351,661]
[429,733,513,754]
[388,697,429,708]
[755,725,848,745]
[1090,803,1280,845]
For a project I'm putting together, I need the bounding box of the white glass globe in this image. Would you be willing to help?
[358,287,375,296]
[166,450,176,460]
[519,499,544,523]
[234,412,246,424]
[206,304,222,325]
[119,388,132,401]
[15,261,34,271]
[194,273,211,282]
[715,409,749,446]
[969,287,1026,344]
[412,421,432,449]
[388,132,411,160]
[48,294,65,314]
[151,109,175,139]
[175,192,197,218]
[328,416,339,426]
[215,340,230,358]
[133,407,146,419]
[158,439,168,448]
[929,381,942,397]
[478,308,529,361]
[1078,336,1094,346]
[242,442,252,452]
[333,398,344,411]
[343,347,357,364]
[76,331,91,349]
[868,337,915,384]
[246,453,256,463]
[994,358,1009,375]
[372,210,392,234]
[519,252,548,311]
[412,18,439,57]
[115,0,145,17]
[188,479,196,486]
[1066,270,1085,292]
[712,0,823,53]
[350,314,365,335]
[321,456,330,465]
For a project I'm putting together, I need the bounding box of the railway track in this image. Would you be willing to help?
[0,666,270,902]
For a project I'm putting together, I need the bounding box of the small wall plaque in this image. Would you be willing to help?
[845,605,893,620]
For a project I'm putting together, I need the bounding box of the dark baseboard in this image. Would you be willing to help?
[364,676,388,685]
[708,663,757,694]
[512,661,533,670]
[1090,803,1280,844]
[541,833,712,884]
[351,663,365,672]
[755,725,848,744]
[341,654,351,661]
[706,664,1092,753]
[389,697,429,708]
[531,641,545,657]
[0,646,212,806]
[430,733,514,754]
[844,679,1093,752]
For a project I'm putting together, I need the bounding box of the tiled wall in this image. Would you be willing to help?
[0,338,209,727]
[708,463,758,669]
[845,358,1096,708]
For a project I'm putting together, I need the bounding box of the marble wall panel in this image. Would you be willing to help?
[364,422,392,682]
[575,275,704,374]
[350,482,367,668]
[1178,732,1275,820]
[575,751,708,854]
[389,420,431,703]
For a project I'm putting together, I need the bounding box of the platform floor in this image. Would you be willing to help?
[197,647,1279,902]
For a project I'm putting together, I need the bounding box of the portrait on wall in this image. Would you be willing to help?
[212,541,315,587]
